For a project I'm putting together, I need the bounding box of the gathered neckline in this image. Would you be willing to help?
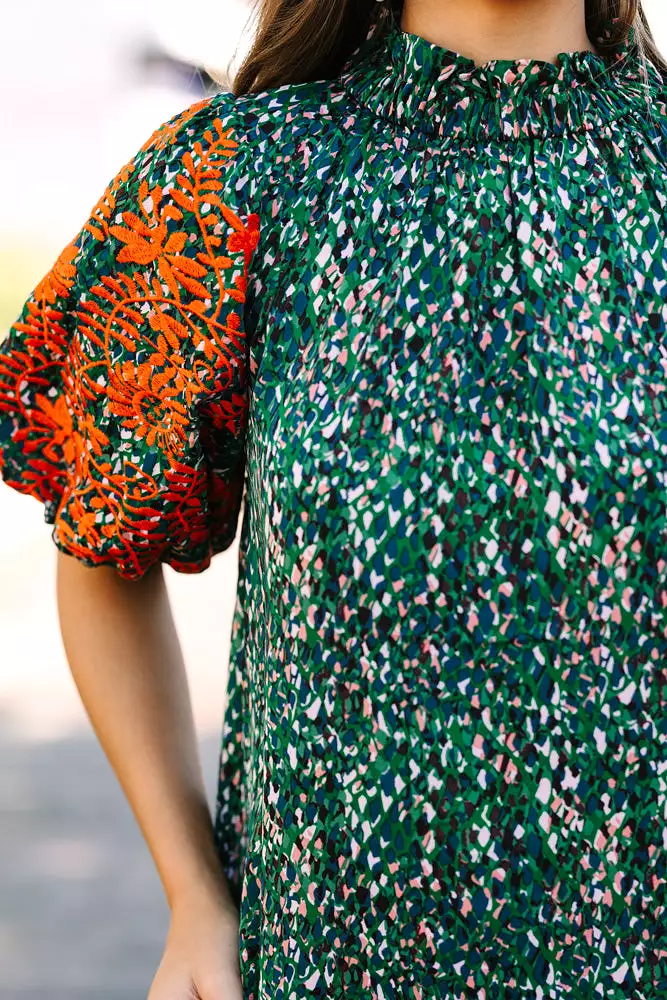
[336,14,662,140]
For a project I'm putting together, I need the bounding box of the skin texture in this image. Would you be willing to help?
[401,0,603,65]
[55,550,242,1000]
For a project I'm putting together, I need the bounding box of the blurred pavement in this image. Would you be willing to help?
[0,712,224,998]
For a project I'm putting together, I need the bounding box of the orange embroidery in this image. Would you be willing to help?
[109,183,186,266]
[34,242,79,305]
[138,98,212,155]
[82,100,213,247]
[0,104,259,576]
[107,360,191,454]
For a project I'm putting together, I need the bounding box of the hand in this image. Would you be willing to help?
[148,885,243,1000]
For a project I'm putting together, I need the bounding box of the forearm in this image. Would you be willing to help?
[55,550,233,914]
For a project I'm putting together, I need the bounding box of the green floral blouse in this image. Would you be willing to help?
[2,11,667,999]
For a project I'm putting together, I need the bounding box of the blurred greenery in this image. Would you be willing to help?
[0,243,54,341]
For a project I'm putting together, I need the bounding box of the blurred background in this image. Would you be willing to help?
[0,2,254,997]
[1,2,666,997]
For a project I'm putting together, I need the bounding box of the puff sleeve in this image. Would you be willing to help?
[0,96,260,578]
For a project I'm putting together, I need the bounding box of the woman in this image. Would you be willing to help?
[1,0,666,996]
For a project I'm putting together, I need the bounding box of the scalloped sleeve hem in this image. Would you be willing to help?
[0,93,260,578]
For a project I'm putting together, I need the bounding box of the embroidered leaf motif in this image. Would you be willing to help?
[0,100,259,578]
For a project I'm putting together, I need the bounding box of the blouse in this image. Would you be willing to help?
[2,12,667,999]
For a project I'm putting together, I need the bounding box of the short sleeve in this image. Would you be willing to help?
[0,95,260,578]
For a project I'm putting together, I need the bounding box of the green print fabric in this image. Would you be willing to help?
[2,11,667,998]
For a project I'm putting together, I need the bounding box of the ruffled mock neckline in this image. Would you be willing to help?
[337,14,663,140]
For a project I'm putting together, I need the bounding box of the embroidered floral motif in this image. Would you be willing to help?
[0,103,259,576]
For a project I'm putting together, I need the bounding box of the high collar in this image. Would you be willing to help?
[337,14,662,140]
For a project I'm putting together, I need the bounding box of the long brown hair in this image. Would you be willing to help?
[229,0,666,96]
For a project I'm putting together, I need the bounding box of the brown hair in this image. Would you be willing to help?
[228,0,666,96]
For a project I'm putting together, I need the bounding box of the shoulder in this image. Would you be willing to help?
[86,79,345,219]
[142,77,346,171]
[64,78,348,290]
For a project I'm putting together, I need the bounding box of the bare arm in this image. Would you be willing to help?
[55,549,242,999]
[55,548,232,912]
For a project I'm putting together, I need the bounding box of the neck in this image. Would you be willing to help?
[400,0,601,66]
